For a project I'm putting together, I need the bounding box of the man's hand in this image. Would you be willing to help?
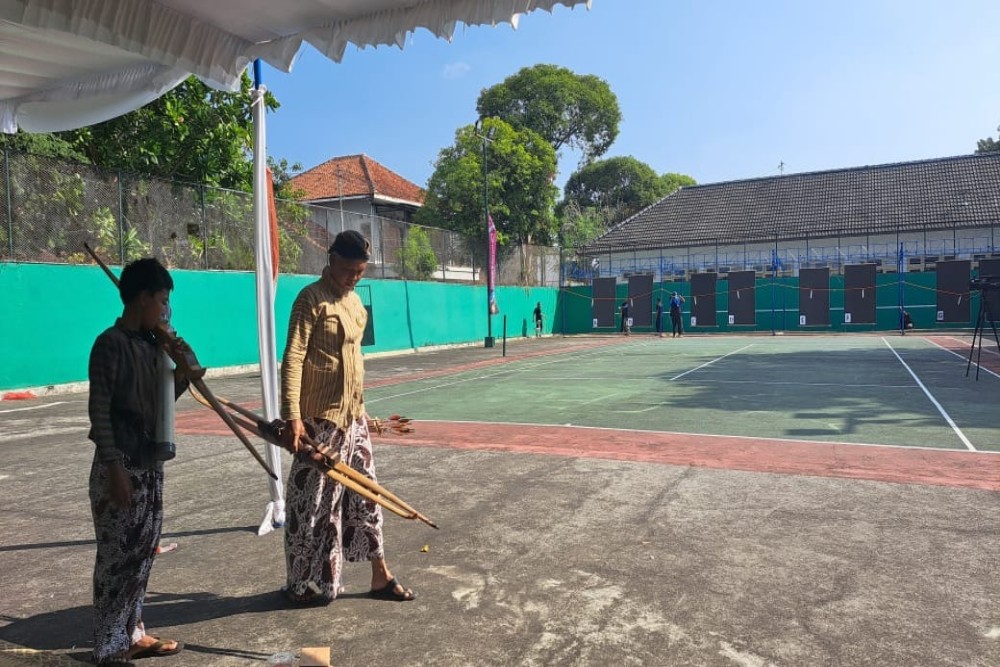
[282,418,331,464]
[283,418,306,453]
[107,462,133,508]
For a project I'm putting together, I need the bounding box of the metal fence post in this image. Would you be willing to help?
[200,184,208,269]
[117,170,125,263]
[4,149,13,258]
[379,217,386,279]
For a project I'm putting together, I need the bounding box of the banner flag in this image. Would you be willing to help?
[488,213,499,314]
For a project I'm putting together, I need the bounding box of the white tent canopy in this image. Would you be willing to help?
[1,0,589,133]
[1,0,589,532]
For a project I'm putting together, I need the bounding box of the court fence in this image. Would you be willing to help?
[0,150,561,287]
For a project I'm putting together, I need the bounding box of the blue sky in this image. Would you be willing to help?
[264,0,1000,192]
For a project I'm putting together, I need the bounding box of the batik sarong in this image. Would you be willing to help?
[284,416,384,602]
[89,458,163,663]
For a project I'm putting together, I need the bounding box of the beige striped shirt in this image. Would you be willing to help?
[280,267,367,425]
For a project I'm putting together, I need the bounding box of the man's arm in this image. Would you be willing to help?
[280,290,316,423]
[88,335,122,465]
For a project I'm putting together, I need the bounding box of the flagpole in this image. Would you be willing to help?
[252,59,286,534]
[476,119,497,348]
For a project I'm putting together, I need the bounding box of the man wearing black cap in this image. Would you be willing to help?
[279,230,415,604]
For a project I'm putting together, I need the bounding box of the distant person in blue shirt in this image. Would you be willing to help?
[669,291,685,337]
[620,299,631,335]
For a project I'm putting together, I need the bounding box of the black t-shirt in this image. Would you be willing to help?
[533,306,542,322]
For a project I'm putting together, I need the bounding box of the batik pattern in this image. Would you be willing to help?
[284,416,384,601]
[89,458,163,663]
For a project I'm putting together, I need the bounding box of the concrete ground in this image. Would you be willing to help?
[1,337,998,666]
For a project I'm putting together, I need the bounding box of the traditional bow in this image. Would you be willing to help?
[186,387,437,529]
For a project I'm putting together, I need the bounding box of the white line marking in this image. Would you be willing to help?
[946,334,1000,357]
[669,344,754,381]
[516,377,915,389]
[412,418,998,454]
[925,337,1000,381]
[0,401,72,414]
[881,337,976,451]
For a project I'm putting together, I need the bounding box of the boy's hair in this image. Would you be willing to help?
[119,257,173,304]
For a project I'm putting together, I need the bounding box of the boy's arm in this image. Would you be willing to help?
[88,336,123,465]
[280,291,316,421]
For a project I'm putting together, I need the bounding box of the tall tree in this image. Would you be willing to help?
[59,73,277,191]
[976,125,1000,153]
[0,131,87,162]
[477,64,620,164]
[415,118,558,249]
[563,156,695,222]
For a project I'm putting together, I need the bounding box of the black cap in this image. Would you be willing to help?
[329,230,371,260]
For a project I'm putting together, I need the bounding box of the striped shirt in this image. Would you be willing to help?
[281,267,367,425]
[88,320,181,468]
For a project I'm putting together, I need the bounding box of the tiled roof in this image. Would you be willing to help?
[584,153,1000,252]
[289,154,425,206]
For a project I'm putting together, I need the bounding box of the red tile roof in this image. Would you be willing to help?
[289,154,425,206]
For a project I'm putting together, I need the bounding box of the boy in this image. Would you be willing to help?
[88,257,188,665]
[533,302,544,338]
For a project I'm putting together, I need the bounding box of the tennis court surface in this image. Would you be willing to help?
[1,333,997,665]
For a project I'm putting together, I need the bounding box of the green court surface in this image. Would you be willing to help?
[366,334,1000,453]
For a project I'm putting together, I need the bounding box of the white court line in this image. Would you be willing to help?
[418,418,998,454]
[367,343,631,404]
[946,334,1000,358]
[519,377,916,389]
[881,337,976,452]
[925,337,1000,381]
[669,344,754,381]
[0,401,72,414]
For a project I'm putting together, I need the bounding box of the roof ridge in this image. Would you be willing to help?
[359,155,376,194]
[688,152,1000,190]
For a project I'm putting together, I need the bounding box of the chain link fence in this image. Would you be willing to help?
[0,150,561,286]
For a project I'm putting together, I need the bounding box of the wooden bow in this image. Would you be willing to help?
[187,387,437,530]
[84,243,277,480]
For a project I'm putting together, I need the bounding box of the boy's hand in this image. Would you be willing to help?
[107,462,133,508]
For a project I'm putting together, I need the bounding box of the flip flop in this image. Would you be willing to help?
[129,639,184,660]
[280,585,332,607]
[368,577,416,602]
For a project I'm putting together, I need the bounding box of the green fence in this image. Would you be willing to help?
[559,274,983,335]
[0,263,559,391]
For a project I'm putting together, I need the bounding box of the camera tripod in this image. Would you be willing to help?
[965,289,1000,380]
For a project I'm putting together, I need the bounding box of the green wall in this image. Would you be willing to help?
[0,263,559,391]
[560,273,981,335]
[0,263,983,391]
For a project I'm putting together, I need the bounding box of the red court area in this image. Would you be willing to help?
[926,334,1000,374]
[176,413,1000,493]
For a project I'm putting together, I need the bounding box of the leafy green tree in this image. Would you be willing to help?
[562,157,695,225]
[397,226,439,280]
[558,201,607,251]
[415,117,559,250]
[976,125,1000,153]
[0,131,87,162]
[477,64,621,164]
[59,73,277,191]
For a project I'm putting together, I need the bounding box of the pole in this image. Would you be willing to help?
[502,315,507,357]
[483,132,494,347]
[4,149,13,258]
[897,242,905,335]
[771,247,777,335]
